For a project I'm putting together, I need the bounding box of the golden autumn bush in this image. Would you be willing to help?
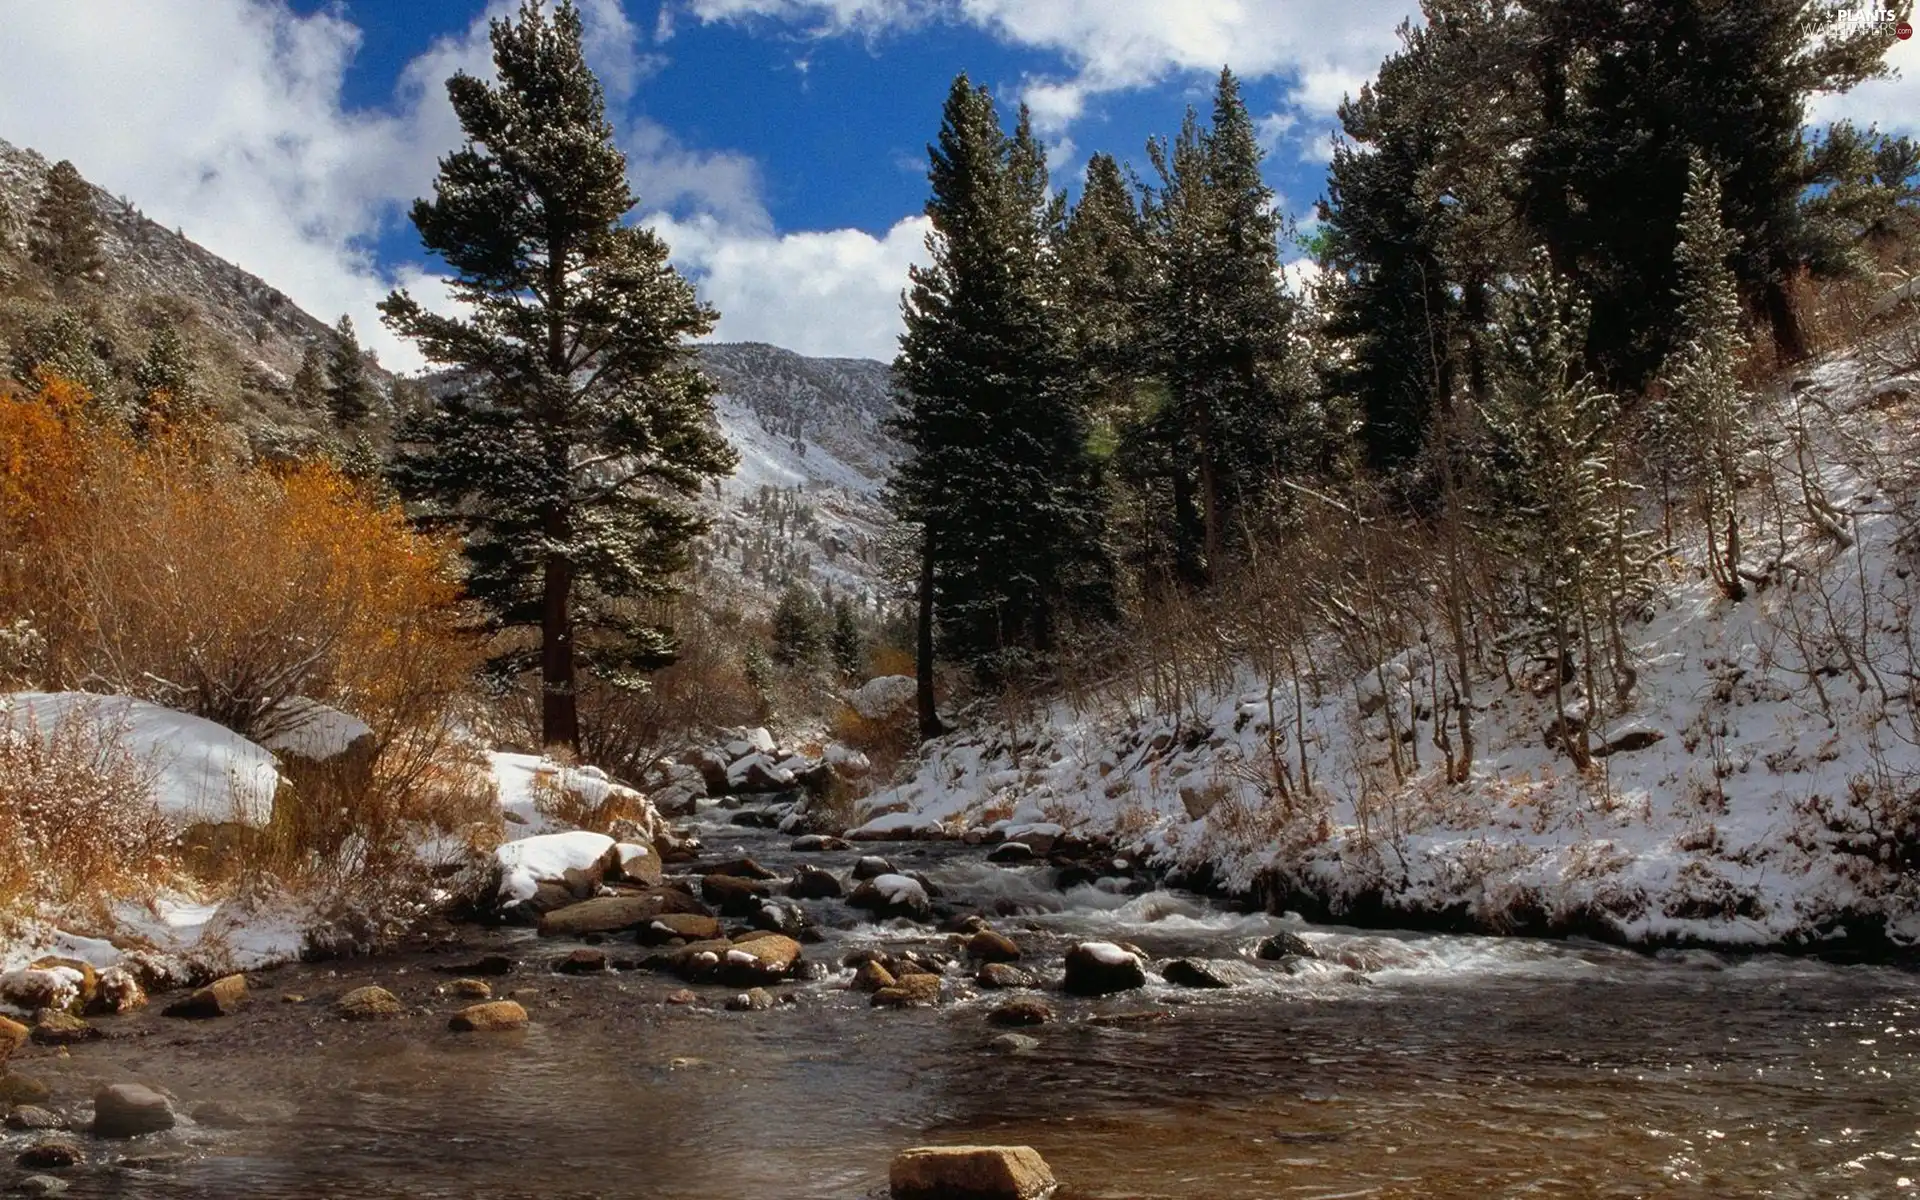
[0,373,492,897]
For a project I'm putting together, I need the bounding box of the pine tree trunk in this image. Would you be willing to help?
[1764,275,1809,365]
[915,535,944,740]
[540,541,579,752]
[1198,402,1221,585]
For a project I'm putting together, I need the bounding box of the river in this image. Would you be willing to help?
[3,804,1916,1198]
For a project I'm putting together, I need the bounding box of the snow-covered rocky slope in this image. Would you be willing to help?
[851,336,1920,953]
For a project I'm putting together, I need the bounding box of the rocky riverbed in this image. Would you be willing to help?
[3,791,1918,1198]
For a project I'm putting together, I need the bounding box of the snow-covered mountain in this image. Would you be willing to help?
[694,343,900,608]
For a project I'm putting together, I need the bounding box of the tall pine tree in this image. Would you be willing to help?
[1653,153,1751,601]
[29,160,103,284]
[1136,69,1304,582]
[325,315,377,429]
[382,0,736,751]
[888,75,1111,731]
[1523,0,1902,383]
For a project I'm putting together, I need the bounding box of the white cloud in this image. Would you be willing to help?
[689,0,1416,146]
[625,118,772,233]
[1810,33,1920,134]
[649,213,930,359]
[0,0,661,375]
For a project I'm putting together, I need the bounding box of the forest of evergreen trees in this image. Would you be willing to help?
[887,0,1920,743]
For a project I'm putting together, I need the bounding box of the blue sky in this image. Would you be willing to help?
[2,0,1916,369]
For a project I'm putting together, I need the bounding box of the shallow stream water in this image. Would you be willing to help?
[4,805,1917,1198]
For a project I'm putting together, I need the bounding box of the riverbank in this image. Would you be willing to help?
[2,798,1916,1199]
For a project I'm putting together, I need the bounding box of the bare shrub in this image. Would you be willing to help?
[0,703,170,913]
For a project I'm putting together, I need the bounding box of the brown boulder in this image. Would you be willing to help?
[93,1083,177,1138]
[0,1014,25,1065]
[333,985,404,1020]
[701,873,773,917]
[1062,943,1146,997]
[871,974,942,1008]
[30,1012,98,1046]
[163,973,248,1019]
[635,912,724,946]
[702,856,779,880]
[555,949,607,975]
[29,957,97,1010]
[537,890,712,938]
[90,967,146,1015]
[611,840,665,886]
[888,1145,1056,1200]
[987,998,1053,1027]
[975,963,1037,989]
[965,931,1022,963]
[718,933,802,986]
[447,978,493,999]
[448,1000,529,1032]
[17,1139,80,1169]
[850,961,897,993]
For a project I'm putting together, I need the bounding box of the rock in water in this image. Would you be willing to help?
[538,890,712,937]
[888,1145,1057,1200]
[1063,942,1147,996]
[333,985,405,1020]
[1255,931,1317,961]
[0,1013,27,1065]
[16,1141,80,1169]
[986,841,1035,864]
[702,873,774,917]
[554,949,608,975]
[448,1000,529,1032]
[635,912,724,946]
[975,963,1037,989]
[4,1105,61,1131]
[789,864,845,900]
[716,933,802,987]
[726,988,775,1012]
[850,961,897,993]
[1161,959,1256,989]
[162,973,247,1018]
[849,874,933,922]
[852,855,895,881]
[93,1083,177,1138]
[871,974,942,1008]
[31,1012,98,1046]
[986,998,1053,1027]
[966,930,1022,963]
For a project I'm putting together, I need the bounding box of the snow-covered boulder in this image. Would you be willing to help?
[728,753,795,793]
[847,675,916,722]
[1063,942,1147,996]
[494,831,617,905]
[489,753,665,839]
[2,692,281,827]
[259,697,376,796]
[848,873,932,922]
[825,742,871,778]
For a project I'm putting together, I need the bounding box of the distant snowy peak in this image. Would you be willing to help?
[696,342,899,486]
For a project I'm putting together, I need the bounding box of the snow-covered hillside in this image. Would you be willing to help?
[851,332,1920,953]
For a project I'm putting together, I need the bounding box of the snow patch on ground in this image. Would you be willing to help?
[495,831,615,902]
[860,345,1920,950]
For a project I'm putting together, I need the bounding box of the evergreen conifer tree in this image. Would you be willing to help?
[325,315,376,429]
[382,0,736,750]
[292,340,327,409]
[771,581,828,668]
[1523,0,1902,382]
[1137,69,1303,582]
[1476,258,1650,765]
[28,160,103,284]
[1654,153,1751,601]
[829,595,864,679]
[888,74,1112,728]
[133,323,197,430]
